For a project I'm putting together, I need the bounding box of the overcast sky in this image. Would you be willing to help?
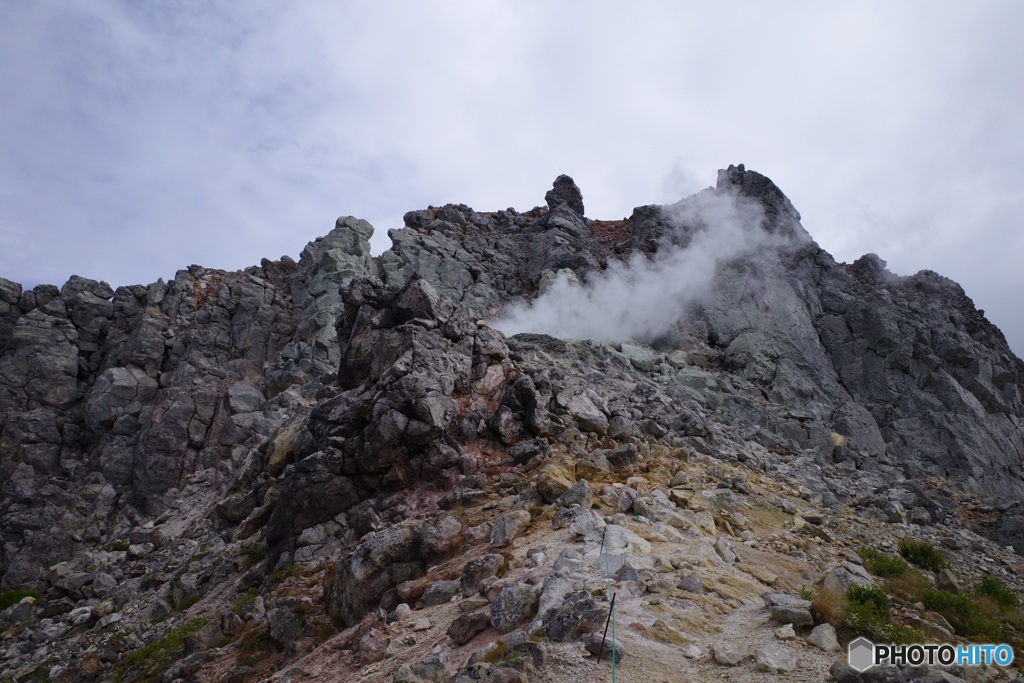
[2,2,1022,356]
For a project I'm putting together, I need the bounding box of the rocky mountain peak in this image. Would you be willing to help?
[1,168,1023,682]
[543,174,585,216]
[716,163,806,240]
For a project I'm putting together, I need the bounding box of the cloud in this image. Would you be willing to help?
[493,187,802,342]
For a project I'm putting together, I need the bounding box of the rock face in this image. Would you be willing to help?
[1,168,1024,682]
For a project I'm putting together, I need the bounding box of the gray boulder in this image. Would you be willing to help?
[555,480,593,510]
[821,562,874,596]
[267,607,304,648]
[421,580,460,607]
[461,554,505,595]
[755,643,796,672]
[807,623,840,651]
[325,522,423,627]
[448,611,490,646]
[490,583,539,633]
[489,511,531,548]
[762,592,814,626]
[541,590,605,642]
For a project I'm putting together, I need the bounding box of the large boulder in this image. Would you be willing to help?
[490,583,539,633]
[325,522,423,627]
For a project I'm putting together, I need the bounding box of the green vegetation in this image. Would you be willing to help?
[855,544,1024,672]
[885,568,932,606]
[268,563,302,583]
[811,582,920,644]
[238,625,273,667]
[107,540,131,552]
[114,617,210,683]
[242,545,267,568]
[0,588,41,611]
[480,640,533,670]
[920,581,1024,646]
[840,583,920,643]
[975,575,1021,610]
[232,587,260,612]
[176,593,201,611]
[241,625,270,651]
[858,548,910,578]
[897,538,948,572]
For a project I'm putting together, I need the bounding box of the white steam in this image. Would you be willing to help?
[492,189,793,342]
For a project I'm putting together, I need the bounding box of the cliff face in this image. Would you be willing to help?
[1,167,1023,682]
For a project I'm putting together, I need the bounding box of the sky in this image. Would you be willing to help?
[1,1,1022,356]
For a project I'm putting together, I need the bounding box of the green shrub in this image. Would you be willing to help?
[876,567,1024,672]
[809,582,922,644]
[974,576,1021,610]
[847,584,890,612]
[232,587,259,613]
[922,589,977,620]
[0,588,41,611]
[876,622,924,644]
[885,568,931,605]
[858,548,909,578]
[177,594,201,611]
[242,545,267,568]
[238,625,275,666]
[843,584,894,640]
[116,617,210,683]
[897,539,948,572]
[922,589,1006,642]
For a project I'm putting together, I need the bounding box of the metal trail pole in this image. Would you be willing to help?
[596,592,616,664]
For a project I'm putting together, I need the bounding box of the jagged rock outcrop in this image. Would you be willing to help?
[0,220,373,587]
[689,170,1024,503]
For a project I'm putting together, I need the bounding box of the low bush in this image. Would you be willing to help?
[238,625,274,667]
[115,617,210,683]
[885,568,931,605]
[232,587,259,613]
[974,575,1021,610]
[897,539,947,572]
[858,548,909,578]
[0,588,41,611]
[810,587,843,627]
[809,582,921,644]
[843,584,889,635]
[242,545,267,568]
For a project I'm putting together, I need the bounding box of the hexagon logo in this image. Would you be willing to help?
[848,636,875,672]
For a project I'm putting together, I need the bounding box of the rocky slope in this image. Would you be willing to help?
[1,167,1023,682]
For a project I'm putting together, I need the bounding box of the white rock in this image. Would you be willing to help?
[569,510,606,538]
[807,623,839,652]
[755,643,796,672]
[713,643,748,666]
[774,623,796,640]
